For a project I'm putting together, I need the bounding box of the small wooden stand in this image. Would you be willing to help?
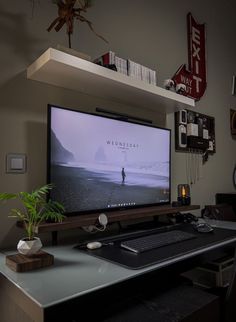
[6,251,54,272]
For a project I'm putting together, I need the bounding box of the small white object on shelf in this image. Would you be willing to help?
[27,48,195,113]
[164,79,175,90]
[176,83,187,94]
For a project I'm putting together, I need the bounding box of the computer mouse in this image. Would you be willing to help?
[86,241,102,250]
[194,223,214,233]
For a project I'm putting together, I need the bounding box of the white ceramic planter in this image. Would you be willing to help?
[17,237,42,256]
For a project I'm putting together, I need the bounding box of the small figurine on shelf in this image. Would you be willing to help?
[176,83,187,95]
[163,79,186,96]
[47,0,108,48]
[163,79,175,90]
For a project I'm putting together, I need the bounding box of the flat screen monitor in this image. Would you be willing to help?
[47,105,171,216]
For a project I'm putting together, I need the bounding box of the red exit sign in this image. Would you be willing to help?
[172,13,207,101]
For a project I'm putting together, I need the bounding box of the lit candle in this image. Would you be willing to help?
[177,184,191,206]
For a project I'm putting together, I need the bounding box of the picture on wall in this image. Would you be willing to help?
[230,109,236,135]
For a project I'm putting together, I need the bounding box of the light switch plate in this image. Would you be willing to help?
[6,153,27,174]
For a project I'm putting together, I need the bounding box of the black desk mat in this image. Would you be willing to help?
[76,224,236,269]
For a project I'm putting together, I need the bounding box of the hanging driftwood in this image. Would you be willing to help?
[47,0,108,48]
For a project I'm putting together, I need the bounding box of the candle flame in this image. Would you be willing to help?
[182,186,186,197]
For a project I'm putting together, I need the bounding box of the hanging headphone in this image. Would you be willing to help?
[82,213,108,233]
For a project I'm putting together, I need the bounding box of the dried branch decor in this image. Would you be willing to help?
[47,0,108,48]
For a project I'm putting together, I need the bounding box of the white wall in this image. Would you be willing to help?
[0,0,236,248]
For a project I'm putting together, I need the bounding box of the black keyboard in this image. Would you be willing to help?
[120,230,196,253]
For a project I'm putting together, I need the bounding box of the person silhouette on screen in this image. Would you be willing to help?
[121,167,126,184]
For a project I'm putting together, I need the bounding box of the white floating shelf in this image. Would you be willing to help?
[27,48,195,113]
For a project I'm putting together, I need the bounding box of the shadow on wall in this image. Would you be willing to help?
[1,226,24,251]
[0,5,44,63]
[0,119,47,249]
[0,71,29,105]
[26,121,47,190]
[0,70,90,112]
[0,202,24,250]
[0,71,57,111]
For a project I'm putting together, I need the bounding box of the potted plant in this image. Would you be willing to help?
[0,184,65,256]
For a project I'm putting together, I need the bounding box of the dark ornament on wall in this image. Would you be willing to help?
[233,165,236,189]
[47,0,108,48]
[230,109,236,136]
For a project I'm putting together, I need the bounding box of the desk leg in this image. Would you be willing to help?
[0,274,44,322]
[51,231,58,246]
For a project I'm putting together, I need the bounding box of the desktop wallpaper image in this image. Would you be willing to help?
[49,107,170,213]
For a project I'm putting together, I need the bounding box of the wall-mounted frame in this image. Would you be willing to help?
[233,165,236,189]
[230,109,236,135]
[175,109,215,154]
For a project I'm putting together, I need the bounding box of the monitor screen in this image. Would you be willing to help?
[48,105,171,216]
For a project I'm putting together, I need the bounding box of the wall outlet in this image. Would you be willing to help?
[6,153,27,174]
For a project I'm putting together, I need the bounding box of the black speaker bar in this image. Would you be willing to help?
[96,108,152,124]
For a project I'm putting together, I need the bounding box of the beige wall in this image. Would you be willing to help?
[0,0,236,248]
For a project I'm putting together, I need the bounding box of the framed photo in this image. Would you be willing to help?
[233,165,236,189]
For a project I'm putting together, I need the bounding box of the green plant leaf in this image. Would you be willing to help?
[9,209,27,221]
[0,193,17,201]
[0,184,65,239]
[33,184,53,196]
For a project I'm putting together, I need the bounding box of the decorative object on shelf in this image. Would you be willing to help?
[94,51,157,85]
[163,80,186,96]
[163,79,175,90]
[127,59,157,85]
[47,0,108,48]
[93,51,118,72]
[177,184,191,206]
[230,109,236,135]
[0,184,65,256]
[176,83,187,95]
[233,165,236,189]
[172,13,207,101]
